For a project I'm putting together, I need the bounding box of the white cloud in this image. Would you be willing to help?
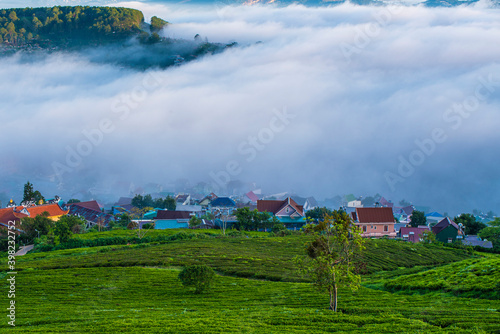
[1,2,500,212]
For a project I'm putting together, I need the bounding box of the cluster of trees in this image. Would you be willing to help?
[454,213,487,235]
[20,213,86,244]
[478,218,500,250]
[0,6,144,46]
[131,194,176,211]
[305,207,334,222]
[150,16,168,33]
[234,207,280,231]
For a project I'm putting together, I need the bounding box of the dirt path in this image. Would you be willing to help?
[14,245,34,256]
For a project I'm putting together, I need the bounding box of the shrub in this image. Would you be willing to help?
[142,223,154,230]
[271,223,286,233]
[226,230,244,237]
[178,264,215,294]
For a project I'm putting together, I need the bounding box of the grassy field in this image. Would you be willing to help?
[2,232,499,333]
[19,234,475,280]
[2,267,499,333]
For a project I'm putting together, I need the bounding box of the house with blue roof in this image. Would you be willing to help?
[210,197,237,208]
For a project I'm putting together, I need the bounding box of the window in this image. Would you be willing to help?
[409,231,414,235]
[363,226,367,232]
[384,225,388,232]
[286,208,289,213]
[374,226,377,230]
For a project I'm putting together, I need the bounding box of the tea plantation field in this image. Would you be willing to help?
[2,266,500,333]
[382,256,500,299]
[19,234,474,280]
[2,233,499,333]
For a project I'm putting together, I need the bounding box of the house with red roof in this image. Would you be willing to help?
[257,197,306,229]
[352,207,396,238]
[68,200,101,212]
[0,207,27,235]
[244,191,260,204]
[399,226,430,243]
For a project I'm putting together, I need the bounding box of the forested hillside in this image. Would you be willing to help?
[0,6,144,46]
[0,6,232,69]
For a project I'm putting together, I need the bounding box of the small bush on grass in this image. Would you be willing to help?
[178,264,215,294]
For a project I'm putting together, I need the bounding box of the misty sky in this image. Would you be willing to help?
[1,0,500,214]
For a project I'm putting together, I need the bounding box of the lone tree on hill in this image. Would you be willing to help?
[297,210,365,312]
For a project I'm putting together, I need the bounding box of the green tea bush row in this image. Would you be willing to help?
[383,257,500,299]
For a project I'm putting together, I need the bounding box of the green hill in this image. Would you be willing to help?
[20,233,474,281]
[3,233,499,332]
[0,6,144,46]
[382,256,500,299]
[0,6,233,69]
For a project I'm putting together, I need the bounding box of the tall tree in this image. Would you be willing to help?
[22,181,44,204]
[164,196,176,211]
[297,210,365,312]
[22,181,35,203]
[409,210,426,227]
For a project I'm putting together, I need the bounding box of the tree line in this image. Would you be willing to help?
[131,194,176,211]
[0,6,144,46]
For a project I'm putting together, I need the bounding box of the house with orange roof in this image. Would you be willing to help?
[352,207,396,238]
[25,203,69,221]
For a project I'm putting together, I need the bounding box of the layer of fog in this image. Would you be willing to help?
[1,2,500,214]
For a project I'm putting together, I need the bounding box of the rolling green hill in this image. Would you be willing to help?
[382,256,500,299]
[1,266,499,333]
[3,232,499,332]
[20,233,474,280]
